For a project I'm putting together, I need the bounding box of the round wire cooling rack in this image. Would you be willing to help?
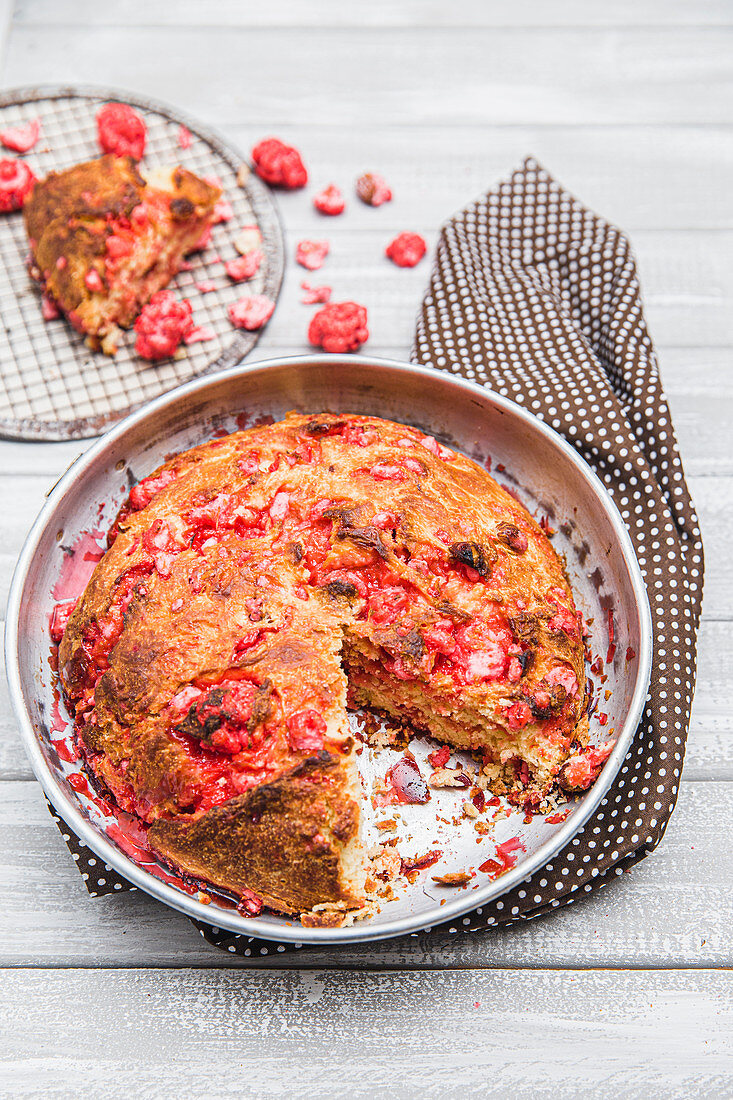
[0,85,285,441]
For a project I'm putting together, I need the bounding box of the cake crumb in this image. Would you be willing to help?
[429,767,471,788]
[432,871,473,887]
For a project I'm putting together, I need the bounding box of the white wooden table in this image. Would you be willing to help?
[1,2,731,1094]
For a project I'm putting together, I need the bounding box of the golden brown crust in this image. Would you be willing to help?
[24,155,220,348]
[58,411,590,916]
[149,753,362,914]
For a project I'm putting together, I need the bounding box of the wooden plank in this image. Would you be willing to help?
[3,26,732,127]
[0,778,731,969]
[15,0,733,29]
[1,967,731,1097]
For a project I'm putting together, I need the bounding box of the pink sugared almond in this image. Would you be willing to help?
[225,250,263,282]
[0,118,41,154]
[296,239,329,271]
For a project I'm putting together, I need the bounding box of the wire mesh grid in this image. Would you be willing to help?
[0,86,285,441]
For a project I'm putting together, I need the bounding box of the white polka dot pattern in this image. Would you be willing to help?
[410,156,704,929]
[52,158,704,955]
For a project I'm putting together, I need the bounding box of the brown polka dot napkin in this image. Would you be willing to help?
[53,157,703,955]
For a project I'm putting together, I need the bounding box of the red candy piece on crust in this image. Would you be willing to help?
[225,249,263,282]
[227,294,275,331]
[0,118,41,153]
[386,232,427,268]
[134,290,193,360]
[308,301,368,353]
[313,184,345,216]
[0,157,36,213]
[178,124,192,150]
[504,700,532,731]
[296,239,329,271]
[96,102,147,160]
[251,137,308,189]
[286,708,326,752]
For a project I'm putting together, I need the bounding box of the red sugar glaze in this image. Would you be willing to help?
[53,531,106,602]
[134,291,193,360]
[67,771,94,798]
[313,183,345,216]
[385,232,427,268]
[225,249,263,282]
[227,294,275,331]
[296,239,329,270]
[308,301,368,353]
[300,281,332,304]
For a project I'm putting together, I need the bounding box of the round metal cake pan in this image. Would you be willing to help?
[6,355,652,944]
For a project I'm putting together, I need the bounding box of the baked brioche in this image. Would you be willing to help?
[57,412,601,918]
[25,155,219,354]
